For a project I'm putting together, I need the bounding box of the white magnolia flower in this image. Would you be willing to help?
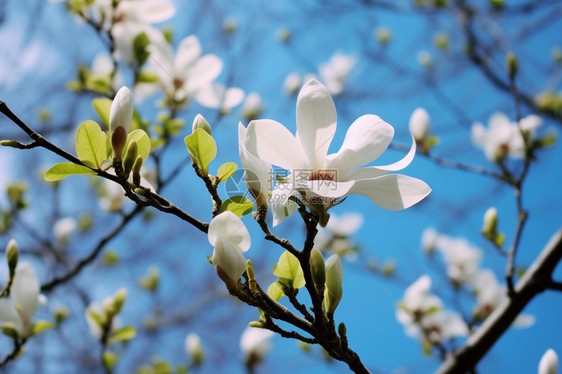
[409,107,430,143]
[318,53,357,95]
[136,35,224,104]
[396,275,468,343]
[240,327,274,364]
[241,92,265,121]
[111,0,175,62]
[208,212,251,290]
[471,112,542,161]
[315,213,363,257]
[53,217,77,243]
[0,262,46,337]
[435,235,482,285]
[539,349,559,374]
[238,123,272,209]
[245,79,430,227]
[185,333,205,366]
[283,73,301,95]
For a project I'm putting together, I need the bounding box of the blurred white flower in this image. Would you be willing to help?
[419,309,469,343]
[185,333,205,366]
[539,349,559,374]
[417,50,433,68]
[99,178,126,212]
[318,53,357,95]
[409,108,430,144]
[435,235,482,285]
[283,73,301,95]
[246,79,430,227]
[240,327,274,365]
[471,112,542,162]
[194,83,245,112]
[241,92,265,121]
[53,217,77,243]
[421,227,437,254]
[315,213,363,258]
[85,296,122,340]
[136,35,224,104]
[208,212,251,290]
[0,262,46,337]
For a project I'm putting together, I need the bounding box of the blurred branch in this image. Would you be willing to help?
[437,228,562,374]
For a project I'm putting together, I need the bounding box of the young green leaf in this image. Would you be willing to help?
[185,128,217,174]
[76,120,108,168]
[267,281,285,301]
[102,351,118,370]
[123,129,151,162]
[108,326,137,345]
[92,98,113,127]
[272,251,305,289]
[216,162,238,182]
[220,196,253,217]
[32,320,55,335]
[44,163,97,181]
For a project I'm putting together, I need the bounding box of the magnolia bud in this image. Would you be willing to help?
[123,140,138,175]
[309,248,326,294]
[111,126,127,160]
[192,114,212,135]
[112,288,127,315]
[409,108,430,143]
[324,255,343,314]
[241,93,264,121]
[539,349,559,374]
[374,26,391,44]
[246,259,257,293]
[506,52,517,80]
[109,87,133,133]
[185,333,205,367]
[338,322,347,338]
[5,239,18,277]
[421,227,437,255]
[482,207,498,235]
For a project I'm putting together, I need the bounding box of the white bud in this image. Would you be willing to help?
[109,86,134,133]
[283,73,301,95]
[482,207,498,235]
[185,333,205,366]
[409,108,430,142]
[539,349,559,374]
[241,92,265,121]
[421,227,438,254]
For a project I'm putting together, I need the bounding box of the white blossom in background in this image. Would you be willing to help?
[539,349,559,374]
[85,297,121,340]
[208,212,251,290]
[194,83,245,113]
[396,275,468,344]
[374,26,391,44]
[245,79,430,227]
[53,217,77,243]
[421,227,438,254]
[417,50,433,68]
[241,92,265,121]
[111,0,175,62]
[99,178,126,212]
[435,234,482,286]
[136,35,224,104]
[0,262,46,337]
[318,53,357,95]
[185,333,205,366]
[240,327,274,366]
[283,73,301,95]
[471,112,542,162]
[315,213,363,258]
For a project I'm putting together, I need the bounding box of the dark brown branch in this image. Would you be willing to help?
[0,338,26,368]
[437,228,562,374]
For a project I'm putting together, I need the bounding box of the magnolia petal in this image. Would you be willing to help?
[221,87,245,110]
[208,211,251,253]
[246,119,308,171]
[239,123,272,200]
[0,299,23,333]
[299,179,355,199]
[328,213,363,236]
[184,54,223,92]
[109,87,134,132]
[194,84,243,109]
[327,114,394,176]
[212,239,246,285]
[134,0,176,24]
[348,174,431,210]
[270,183,295,227]
[174,35,202,74]
[11,262,40,321]
[296,79,337,170]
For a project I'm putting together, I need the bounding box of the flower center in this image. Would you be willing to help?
[173,78,184,90]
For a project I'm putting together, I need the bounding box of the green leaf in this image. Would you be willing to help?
[44,163,97,181]
[184,128,217,174]
[87,310,103,328]
[130,109,148,132]
[86,75,111,94]
[220,195,253,217]
[108,326,137,345]
[133,32,150,66]
[267,281,284,301]
[76,120,108,168]
[217,162,238,182]
[92,98,112,127]
[32,320,54,335]
[272,251,305,289]
[123,129,151,162]
[102,351,118,370]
